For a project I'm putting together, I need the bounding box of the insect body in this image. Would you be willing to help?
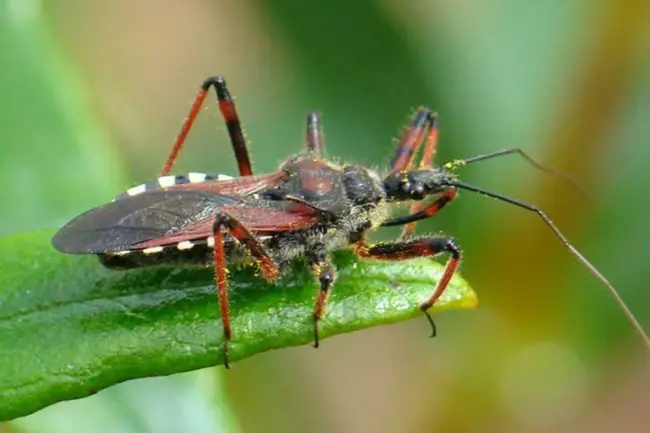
[52,76,650,368]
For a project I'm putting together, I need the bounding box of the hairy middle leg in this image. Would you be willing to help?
[356,236,461,337]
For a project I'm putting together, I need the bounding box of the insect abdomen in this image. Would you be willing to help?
[115,172,233,200]
[98,238,249,269]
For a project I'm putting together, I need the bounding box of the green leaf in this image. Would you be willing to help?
[0,230,476,421]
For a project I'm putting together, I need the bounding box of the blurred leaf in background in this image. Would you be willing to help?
[0,1,238,432]
[0,0,125,233]
[12,370,239,433]
[2,0,649,432]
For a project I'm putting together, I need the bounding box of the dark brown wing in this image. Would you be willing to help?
[52,190,243,254]
[133,203,320,249]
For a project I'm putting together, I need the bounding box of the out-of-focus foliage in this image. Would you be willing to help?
[2,0,649,432]
[0,0,125,234]
[0,2,237,431]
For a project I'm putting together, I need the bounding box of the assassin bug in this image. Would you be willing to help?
[53,76,650,368]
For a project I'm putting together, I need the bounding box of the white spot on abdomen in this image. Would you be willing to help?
[126,184,147,196]
[177,241,194,250]
[142,246,164,254]
[157,175,176,188]
[188,172,207,183]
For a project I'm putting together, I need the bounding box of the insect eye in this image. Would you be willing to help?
[410,183,426,200]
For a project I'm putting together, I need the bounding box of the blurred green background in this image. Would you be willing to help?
[1,0,649,432]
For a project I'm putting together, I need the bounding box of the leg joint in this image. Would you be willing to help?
[202,75,226,93]
[213,213,239,233]
[318,271,335,290]
[213,213,229,230]
[436,237,461,260]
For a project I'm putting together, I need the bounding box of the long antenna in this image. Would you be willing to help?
[451,180,650,349]
[448,148,595,207]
